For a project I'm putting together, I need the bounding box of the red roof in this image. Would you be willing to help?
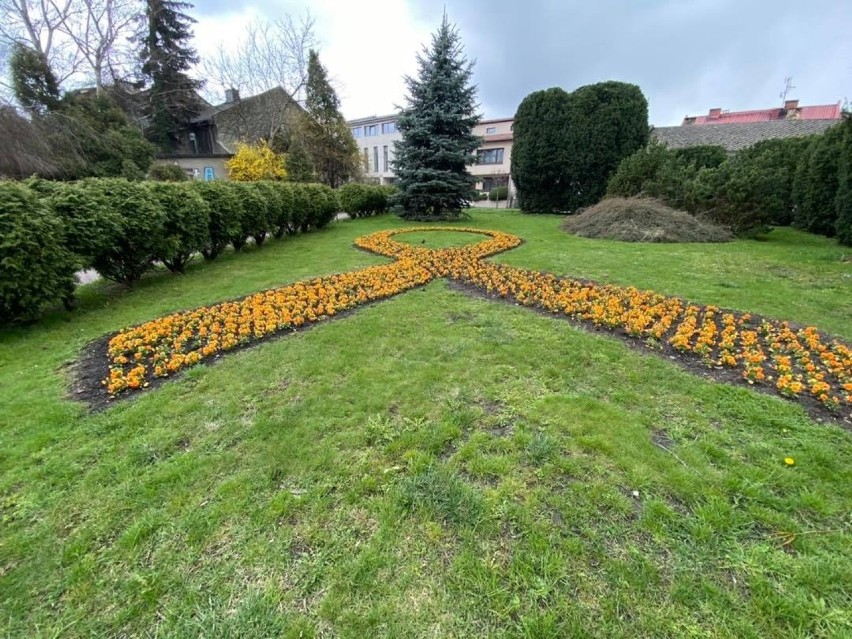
[683,102,841,125]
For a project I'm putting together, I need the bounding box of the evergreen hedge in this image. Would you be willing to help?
[0,178,375,322]
[0,182,77,323]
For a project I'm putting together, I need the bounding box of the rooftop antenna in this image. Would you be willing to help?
[780,76,795,105]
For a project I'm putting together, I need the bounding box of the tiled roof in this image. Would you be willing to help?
[653,119,841,152]
[484,133,513,142]
[685,103,841,125]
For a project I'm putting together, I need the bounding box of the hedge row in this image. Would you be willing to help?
[607,119,852,241]
[1,179,339,323]
[337,183,396,218]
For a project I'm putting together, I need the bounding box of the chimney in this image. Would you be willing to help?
[225,88,240,103]
[784,99,799,111]
[708,107,722,119]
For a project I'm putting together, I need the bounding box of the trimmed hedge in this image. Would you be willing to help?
[488,186,508,201]
[1,178,350,323]
[190,180,244,260]
[148,164,189,181]
[338,183,394,218]
[0,182,77,323]
[145,182,211,273]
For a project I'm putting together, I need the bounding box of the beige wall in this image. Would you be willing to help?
[156,158,231,181]
[471,118,514,193]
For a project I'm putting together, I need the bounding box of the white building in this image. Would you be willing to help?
[348,113,516,198]
[349,114,400,185]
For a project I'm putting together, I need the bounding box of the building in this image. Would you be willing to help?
[653,99,843,152]
[347,113,516,197]
[348,113,400,184]
[681,100,841,126]
[156,87,302,180]
[470,117,514,194]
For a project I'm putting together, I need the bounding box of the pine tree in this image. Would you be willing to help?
[139,0,203,152]
[392,14,480,220]
[302,50,358,188]
[10,43,61,115]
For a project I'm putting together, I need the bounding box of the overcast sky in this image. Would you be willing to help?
[191,0,851,126]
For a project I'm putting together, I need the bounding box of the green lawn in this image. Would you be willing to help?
[1,211,850,637]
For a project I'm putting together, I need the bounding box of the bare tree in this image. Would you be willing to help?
[0,0,81,84]
[202,13,316,104]
[55,0,140,93]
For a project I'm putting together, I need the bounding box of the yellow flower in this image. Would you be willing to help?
[784,457,795,466]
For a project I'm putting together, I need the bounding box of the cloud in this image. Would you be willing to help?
[406,0,851,124]
[191,0,852,125]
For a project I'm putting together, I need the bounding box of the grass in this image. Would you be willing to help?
[1,210,850,637]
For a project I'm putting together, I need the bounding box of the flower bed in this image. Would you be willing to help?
[98,227,851,417]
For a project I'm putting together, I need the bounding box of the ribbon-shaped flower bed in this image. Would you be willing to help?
[88,227,850,421]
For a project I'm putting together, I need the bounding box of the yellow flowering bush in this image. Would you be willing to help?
[226,141,287,182]
[101,227,852,416]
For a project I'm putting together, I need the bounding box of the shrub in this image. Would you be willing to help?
[301,183,337,229]
[227,141,287,181]
[672,145,727,170]
[513,82,648,212]
[835,118,852,246]
[145,182,210,273]
[488,185,508,201]
[562,81,650,210]
[39,180,121,270]
[269,182,295,239]
[147,163,189,181]
[688,161,773,235]
[229,182,270,248]
[562,197,732,243]
[338,183,392,217]
[289,183,311,235]
[189,180,243,260]
[511,87,573,212]
[733,137,813,226]
[607,141,696,209]
[0,182,77,322]
[78,178,166,284]
[794,124,843,236]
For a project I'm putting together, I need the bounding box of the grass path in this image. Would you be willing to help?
[1,211,850,637]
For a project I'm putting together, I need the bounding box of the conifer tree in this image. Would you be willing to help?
[835,116,852,246]
[139,0,203,151]
[302,50,358,188]
[10,42,61,115]
[392,14,480,220]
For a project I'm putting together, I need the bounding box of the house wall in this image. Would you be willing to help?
[471,119,514,196]
[154,157,231,181]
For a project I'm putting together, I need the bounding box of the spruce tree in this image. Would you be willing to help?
[302,50,358,188]
[392,14,480,220]
[139,0,203,152]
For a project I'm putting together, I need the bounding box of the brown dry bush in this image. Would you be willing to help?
[562,196,733,243]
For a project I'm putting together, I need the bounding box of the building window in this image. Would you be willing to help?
[485,126,496,134]
[365,124,378,136]
[478,148,504,165]
[482,176,508,192]
[352,127,363,138]
[373,146,379,174]
[381,122,397,134]
[383,145,389,172]
[363,148,369,171]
